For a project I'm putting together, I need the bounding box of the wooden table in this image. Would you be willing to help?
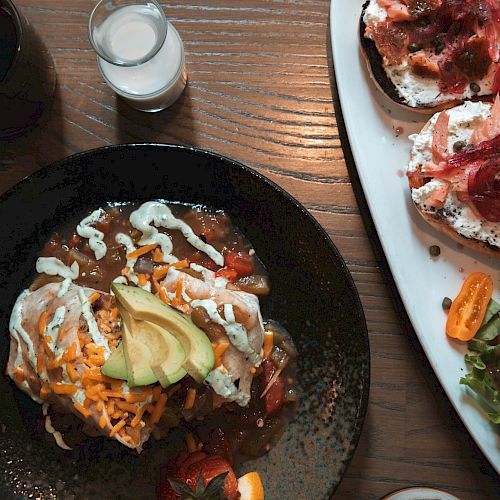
[2,1,498,498]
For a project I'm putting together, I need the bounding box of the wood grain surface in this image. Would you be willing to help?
[1,1,498,499]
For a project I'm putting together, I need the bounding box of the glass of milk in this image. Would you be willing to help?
[89,0,187,112]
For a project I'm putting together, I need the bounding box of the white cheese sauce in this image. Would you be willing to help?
[77,288,111,354]
[129,201,224,266]
[190,299,261,365]
[77,209,107,260]
[204,366,250,406]
[407,101,499,247]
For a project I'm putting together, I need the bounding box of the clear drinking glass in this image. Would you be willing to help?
[89,0,187,112]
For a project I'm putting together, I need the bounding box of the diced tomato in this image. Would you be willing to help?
[215,267,239,281]
[262,360,285,417]
[225,251,254,277]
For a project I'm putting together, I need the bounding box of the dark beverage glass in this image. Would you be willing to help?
[0,0,56,141]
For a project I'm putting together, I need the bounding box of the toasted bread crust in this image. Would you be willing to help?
[408,114,499,259]
[359,1,494,113]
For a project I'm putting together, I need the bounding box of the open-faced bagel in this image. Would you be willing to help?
[406,101,499,258]
[360,1,497,113]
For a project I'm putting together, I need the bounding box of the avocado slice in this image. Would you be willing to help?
[101,342,127,380]
[120,307,187,388]
[121,317,159,387]
[112,283,215,383]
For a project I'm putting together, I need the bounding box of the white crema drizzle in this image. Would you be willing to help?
[205,366,250,407]
[190,299,261,365]
[115,233,151,292]
[36,257,79,298]
[129,201,224,266]
[77,209,107,260]
[77,288,111,354]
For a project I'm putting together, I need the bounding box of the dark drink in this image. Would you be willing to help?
[0,7,17,82]
[0,0,56,141]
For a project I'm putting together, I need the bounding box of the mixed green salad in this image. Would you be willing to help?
[461,298,500,424]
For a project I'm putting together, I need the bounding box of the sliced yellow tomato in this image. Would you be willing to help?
[446,272,493,341]
[237,471,264,500]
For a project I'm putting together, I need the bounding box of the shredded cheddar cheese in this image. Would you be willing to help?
[51,382,78,396]
[137,274,149,286]
[127,243,158,260]
[110,419,127,437]
[152,385,162,402]
[263,331,273,359]
[184,388,197,410]
[13,367,25,384]
[74,402,91,418]
[213,342,229,368]
[88,292,101,304]
[130,405,147,428]
[38,311,48,336]
[98,416,107,429]
[153,248,164,262]
[149,393,168,425]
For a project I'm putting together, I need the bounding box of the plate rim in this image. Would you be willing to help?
[329,0,499,477]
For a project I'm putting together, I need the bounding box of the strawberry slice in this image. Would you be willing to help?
[198,456,238,499]
[157,453,238,500]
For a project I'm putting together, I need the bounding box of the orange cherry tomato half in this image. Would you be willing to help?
[446,272,494,341]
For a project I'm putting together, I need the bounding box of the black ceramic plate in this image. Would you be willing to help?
[0,144,369,499]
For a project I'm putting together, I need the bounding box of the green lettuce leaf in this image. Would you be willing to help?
[461,299,500,424]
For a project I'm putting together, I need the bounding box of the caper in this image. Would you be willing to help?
[408,42,422,53]
[429,245,441,257]
[453,140,467,152]
[470,82,480,93]
[442,297,452,310]
[417,17,430,27]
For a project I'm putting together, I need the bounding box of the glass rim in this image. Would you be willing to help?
[0,0,24,83]
[88,0,168,67]
[97,24,185,99]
